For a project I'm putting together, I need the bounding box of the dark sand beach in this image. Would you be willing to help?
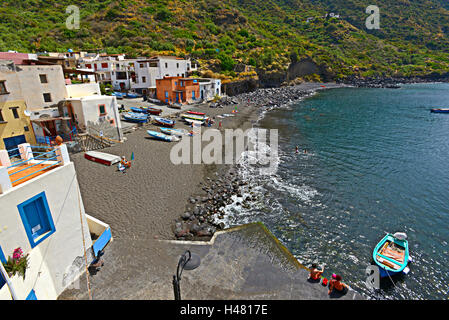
[72,101,258,240]
[62,82,347,299]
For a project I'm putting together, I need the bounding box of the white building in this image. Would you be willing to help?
[131,56,197,97]
[63,94,123,142]
[0,143,112,300]
[79,54,136,91]
[0,59,123,143]
[79,54,197,96]
[195,78,221,101]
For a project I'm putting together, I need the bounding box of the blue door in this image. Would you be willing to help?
[3,135,26,157]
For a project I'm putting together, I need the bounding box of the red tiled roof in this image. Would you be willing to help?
[0,52,31,65]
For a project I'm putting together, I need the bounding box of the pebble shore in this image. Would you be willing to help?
[173,82,347,240]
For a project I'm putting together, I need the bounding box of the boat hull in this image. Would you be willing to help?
[187,111,206,116]
[431,108,449,113]
[185,118,204,126]
[153,117,175,127]
[147,130,179,142]
[123,112,147,123]
[160,128,187,136]
[147,108,162,115]
[130,107,146,113]
[84,151,121,166]
[181,113,207,121]
[373,234,409,277]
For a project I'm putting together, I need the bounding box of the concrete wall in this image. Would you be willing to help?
[0,162,93,300]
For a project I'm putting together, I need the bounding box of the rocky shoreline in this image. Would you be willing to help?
[341,75,448,88]
[173,83,346,240]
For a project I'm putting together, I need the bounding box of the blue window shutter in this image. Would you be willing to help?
[17,192,56,248]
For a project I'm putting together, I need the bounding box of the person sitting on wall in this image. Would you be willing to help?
[328,274,348,295]
[309,263,324,281]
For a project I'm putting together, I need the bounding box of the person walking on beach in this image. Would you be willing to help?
[328,274,348,295]
[309,263,324,281]
[295,146,299,154]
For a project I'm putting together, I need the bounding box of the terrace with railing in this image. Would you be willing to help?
[0,143,70,192]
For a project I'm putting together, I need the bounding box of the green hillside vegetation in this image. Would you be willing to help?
[1,0,449,81]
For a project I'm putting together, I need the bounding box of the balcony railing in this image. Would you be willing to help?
[7,146,61,186]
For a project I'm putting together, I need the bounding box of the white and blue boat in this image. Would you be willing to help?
[147,130,179,142]
[430,108,449,113]
[153,116,175,127]
[159,127,188,137]
[123,112,147,123]
[185,118,204,126]
[181,113,208,121]
[373,232,411,278]
[130,106,146,113]
[112,92,124,99]
[126,92,141,99]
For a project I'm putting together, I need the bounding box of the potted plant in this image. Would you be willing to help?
[2,248,29,280]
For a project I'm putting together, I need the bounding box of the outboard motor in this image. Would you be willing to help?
[393,232,407,241]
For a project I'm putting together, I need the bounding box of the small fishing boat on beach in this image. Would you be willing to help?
[153,116,175,127]
[181,113,207,121]
[147,130,179,142]
[126,92,141,99]
[159,127,189,137]
[373,232,411,278]
[187,110,206,116]
[146,107,163,115]
[185,118,204,126]
[130,106,146,113]
[430,108,449,113]
[112,92,124,99]
[123,112,148,123]
[84,151,121,166]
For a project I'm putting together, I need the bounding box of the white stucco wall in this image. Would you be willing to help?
[66,83,101,98]
[15,65,67,111]
[67,96,122,140]
[0,162,92,300]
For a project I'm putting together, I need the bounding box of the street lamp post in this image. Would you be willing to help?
[173,250,201,300]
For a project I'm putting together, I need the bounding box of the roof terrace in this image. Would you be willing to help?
[0,143,70,193]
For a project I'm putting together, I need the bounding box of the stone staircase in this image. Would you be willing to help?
[74,133,113,152]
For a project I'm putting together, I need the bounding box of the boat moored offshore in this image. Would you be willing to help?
[373,232,411,278]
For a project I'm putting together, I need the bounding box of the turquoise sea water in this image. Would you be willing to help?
[231,83,449,299]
